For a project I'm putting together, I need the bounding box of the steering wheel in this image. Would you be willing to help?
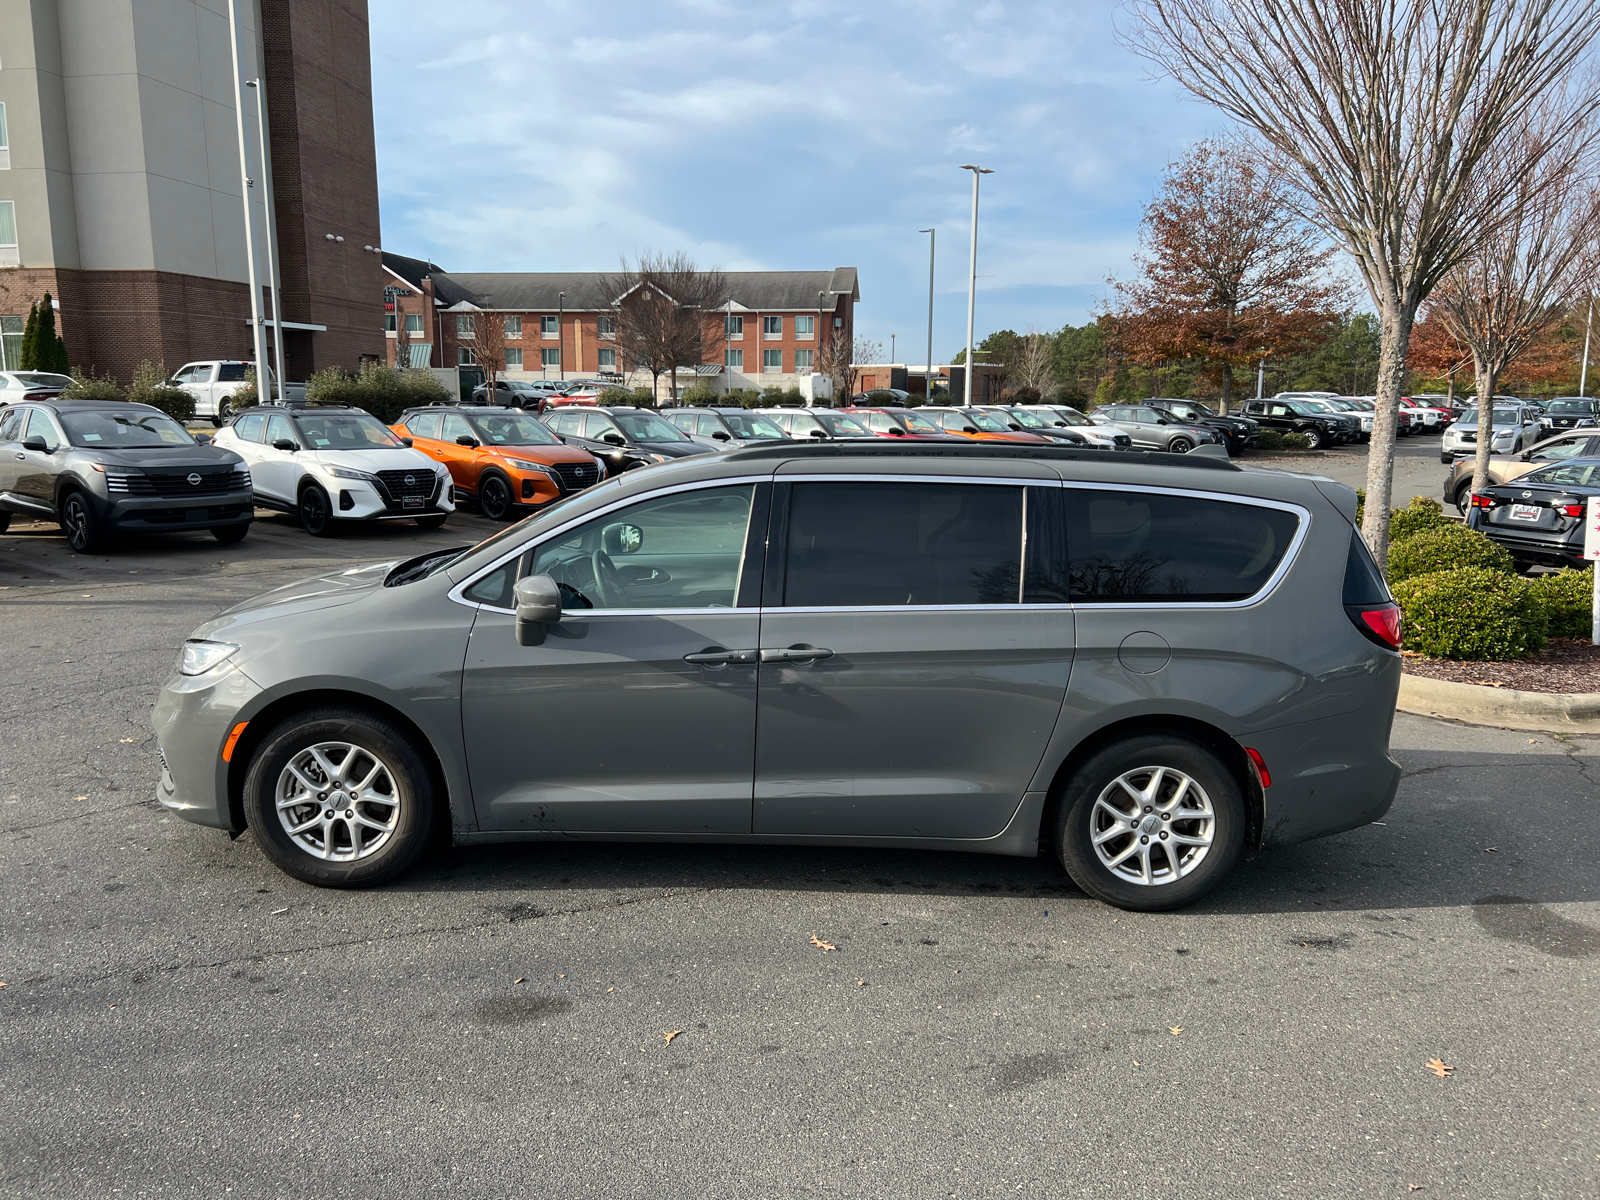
[590,549,624,608]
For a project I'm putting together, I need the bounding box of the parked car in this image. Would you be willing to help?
[1536,397,1599,435]
[543,426,657,478]
[1007,404,1132,450]
[916,407,1056,443]
[1282,397,1363,440]
[1396,399,1442,432]
[1468,457,1600,570]
[758,407,876,440]
[390,405,604,521]
[539,405,714,462]
[851,388,913,404]
[170,360,304,425]
[213,404,454,535]
[153,439,1401,912]
[1091,403,1226,453]
[662,406,791,449]
[1142,398,1260,453]
[0,370,74,403]
[1439,407,1544,463]
[0,398,253,551]
[1239,398,1351,449]
[471,380,559,409]
[1441,430,1600,512]
[840,406,966,440]
[963,405,1101,447]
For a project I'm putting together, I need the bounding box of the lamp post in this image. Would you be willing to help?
[226,0,269,403]
[957,165,993,407]
[1581,294,1595,398]
[815,290,826,407]
[558,292,565,381]
[919,227,935,403]
[244,79,285,403]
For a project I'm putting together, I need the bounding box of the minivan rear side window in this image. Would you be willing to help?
[1064,489,1299,602]
[779,481,1022,607]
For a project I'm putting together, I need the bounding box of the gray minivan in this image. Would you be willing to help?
[153,442,1402,911]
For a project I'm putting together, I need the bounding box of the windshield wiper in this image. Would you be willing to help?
[384,546,470,587]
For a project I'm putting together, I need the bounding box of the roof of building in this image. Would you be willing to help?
[381,254,858,312]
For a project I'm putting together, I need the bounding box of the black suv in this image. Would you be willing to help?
[1145,398,1259,454]
[1239,398,1350,449]
[0,399,252,552]
[539,405,714,461]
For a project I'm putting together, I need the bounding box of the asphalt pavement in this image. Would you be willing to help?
[2,472,1596,1199]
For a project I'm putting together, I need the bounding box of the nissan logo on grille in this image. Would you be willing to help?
[405,474,416,486]
[187,473,202,486]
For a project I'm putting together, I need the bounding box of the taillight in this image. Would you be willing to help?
[1561,503,1583,517]
[1470,493,1495,508]
[1346,602,1403,650]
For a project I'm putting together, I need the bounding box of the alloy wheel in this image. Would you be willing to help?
[274,741,401,862]
[480,474,513,521]
[1088,765,1216,886]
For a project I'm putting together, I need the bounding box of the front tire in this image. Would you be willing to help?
[478,471,515,521]
[243,707,437,888]
[60,490,108,553]
[1167,436,1194,454]
[212,524,248,544]
[1056,733,1245,912]
[1302,428,1324,450]
[299,484,335,537]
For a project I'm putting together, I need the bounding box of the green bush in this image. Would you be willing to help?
[300,363,448,423]
[61,367,123,401]
[1389,495,1447,542]
[1387,522,1513,584]
[126,360,195,423]
[678,381,722,406]
[596,386,636,406]
[231,366,260,409]
[304,365,364,407]
[1281,431,1311,449]
[1254,429,1285,451]
[1393,567,1546,660]
[1526,567,1595,638]
[757,385,805,407]
[1355,487,1366,527]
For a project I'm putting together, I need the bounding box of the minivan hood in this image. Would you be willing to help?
[216,560,395,620]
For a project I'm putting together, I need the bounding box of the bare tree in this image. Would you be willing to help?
[601,253,727,403]
[472,310,508,397]
[1013,327,1056,394]
[815,324,853,402]
[1125,0,1600,565]
[392,306,414,369]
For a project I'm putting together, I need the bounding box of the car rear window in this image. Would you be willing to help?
[1064,490,1300,602]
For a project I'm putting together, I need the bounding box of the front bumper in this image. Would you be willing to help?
[324,475,455,521]
[103,487,255,533]
[153,661,265,831]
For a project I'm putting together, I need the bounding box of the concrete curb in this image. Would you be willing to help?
[1398,672,1600,733]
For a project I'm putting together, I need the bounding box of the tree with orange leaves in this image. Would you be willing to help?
[1108,138,1343,413]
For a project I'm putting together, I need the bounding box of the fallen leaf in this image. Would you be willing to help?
[1528,738,1538,743]
[513,977,524,984]
[809,935,836,951]
[556,974,566,979]
[663,1029,682,1045]
[1169,1026,1184,1036]
[74,795,88,801]
[607,986,614,993]
[857,979,866,986]
[1409,1185,1425,1192]
[1426,1057,1453,1078]
[1132,1059,1139,1066]
[0,982,6,989]
[119,738,137,744]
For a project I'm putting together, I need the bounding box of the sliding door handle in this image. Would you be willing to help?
[759,645,834,664]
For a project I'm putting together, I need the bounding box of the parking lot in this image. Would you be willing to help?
[3,444,1597,1199]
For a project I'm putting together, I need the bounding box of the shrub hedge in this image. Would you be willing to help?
[61,368,123,402]
[1388,495,1447,542]
[1526,567,1594,638]
[303,364,451,423]
[127,360,195,423]
[1386,522,1513,584]
[1254,429,1284,451]
[1392,567,1547,660]
[1281,431,1311,449]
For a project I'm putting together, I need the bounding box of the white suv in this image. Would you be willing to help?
[214,405,454,535]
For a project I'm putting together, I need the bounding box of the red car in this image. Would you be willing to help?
[840,406,968,440]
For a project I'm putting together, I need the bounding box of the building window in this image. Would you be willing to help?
[598,348,617,369]
[0,103,9,170]
[725,349,744,370]
[505,315,522,338]
[456,314,475,338]
[404,313,423,335]
[762,315,782,339]
[794,349,814,372]
[833,316,843,327]
[725,314,744,338]
[385,312,396,333]
[0,201,15,265]
[505,348,523,369]
[796,314,815,339]
[541,315,558,337]
[542,348,560,368]
[0,314,22,370]
[598,314,616,338]
[763,349,782,374]
[458,346,477,365]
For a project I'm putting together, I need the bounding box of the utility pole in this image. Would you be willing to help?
[558,292,565,381]
[957,165,992,406]
[1256,358,1265,401]
[1582,295,1595,398]
[920,228,935,403]
[245,78,285,403]
[226,0,269,402]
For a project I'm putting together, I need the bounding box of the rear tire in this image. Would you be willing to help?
[1056,733,1245,912]
[298,484,335,537]
[60,490,108,553]
[243,707,436,888]
[211,524,248,544]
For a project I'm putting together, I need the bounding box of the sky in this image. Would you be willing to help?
[371,0,1227,363]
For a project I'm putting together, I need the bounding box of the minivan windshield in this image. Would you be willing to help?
[61,409,195,448]
[612,411,688,442]
[294,411,407,449]
[470,411,560,446]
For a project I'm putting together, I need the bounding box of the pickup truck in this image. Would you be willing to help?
[170,360,306,425]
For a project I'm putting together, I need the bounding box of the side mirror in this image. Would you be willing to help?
[602,432,626,445]
[809,429,827,438]
[400,437,414,447]
[514,574,563,646]
[961,426,979,434]
[602,522,643,554]
[1007,424,1023,431]
[711,430,730,441]
[272,438,298,451]
[455,435,480,448]
[1155,419,1168,426]
[887,427,905,436]
[22,435,48,452]
[192,432,213,445]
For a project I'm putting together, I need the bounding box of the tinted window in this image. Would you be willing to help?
[234,411,266,441]
[1524,463,1600,486]
[216,364,248,382]
[1065,490,1299,602]
[0,406,25,441]
[1342,530,1391,605]
[782,482,1022,607]
[405,411,442,440]
[1527,437,1588,462]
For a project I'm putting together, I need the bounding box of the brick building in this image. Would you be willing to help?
[381,254,858,396]
[0,0,382,382]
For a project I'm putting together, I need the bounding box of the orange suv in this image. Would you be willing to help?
[391,405,604,521]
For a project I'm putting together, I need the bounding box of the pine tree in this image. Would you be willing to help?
[37,293,68,373]
[18,301,38,370]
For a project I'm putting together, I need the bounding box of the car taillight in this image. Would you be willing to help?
[1346,602,1402,650]
[1561,503,1584,517]
[1470,493,1496,508]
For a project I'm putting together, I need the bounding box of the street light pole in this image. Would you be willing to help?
[958,165,992,407]
[244,79,286,403]
[558,292,565,382]
[919,228,935,403]
[226,0,269,403]
[1581,294,1595,398]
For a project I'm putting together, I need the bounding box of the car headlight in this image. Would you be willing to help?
[321,464,375,482]
[179,639,239,676]
[648,453,671,463]
[504,458,554,474]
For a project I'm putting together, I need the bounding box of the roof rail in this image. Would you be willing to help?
[722,440,1241,471]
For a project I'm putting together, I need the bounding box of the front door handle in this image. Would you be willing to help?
[684,647,759,667]
[758,645,834,664]
[13,453,23,460]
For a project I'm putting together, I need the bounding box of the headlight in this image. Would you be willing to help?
[321,464,375,482]
[179,639,239,676]
[504,458,554,474]
[648,453,671,463]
